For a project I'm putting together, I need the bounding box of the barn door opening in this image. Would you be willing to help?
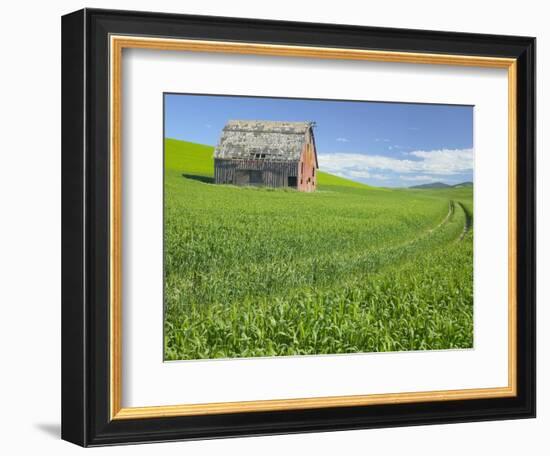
[248,170,263,186]
[287,176,297,188]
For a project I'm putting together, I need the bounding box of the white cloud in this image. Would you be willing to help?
[399,175,441,182]
[375,138,391,142]
[408,149,473,174]
[371,173,390,180]
[388,145,407,151]
[319,148,473,177]
[341,170,390,180]
[336,137,350,143]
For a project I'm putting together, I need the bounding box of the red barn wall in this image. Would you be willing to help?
[298,133,317,192]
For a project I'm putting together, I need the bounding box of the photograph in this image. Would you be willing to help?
[163,94,474,361]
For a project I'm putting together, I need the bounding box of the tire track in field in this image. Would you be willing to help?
[299,199,467,291]
[373,199,455,262]
[379,199,454,255]
[233,199,461,292]
[456,202,472,241]
[428,200,454,234]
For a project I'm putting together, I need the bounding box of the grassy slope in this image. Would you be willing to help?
[164,138,474,359]
[165,138,370,189]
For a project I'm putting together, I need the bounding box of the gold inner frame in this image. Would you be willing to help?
[109,35,518,420]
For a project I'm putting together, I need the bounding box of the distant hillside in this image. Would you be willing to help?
[410,182,450,189]
[410,181,473,189]
[453,182,473,188]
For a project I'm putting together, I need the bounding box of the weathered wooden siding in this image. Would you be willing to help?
[214,159,299,188]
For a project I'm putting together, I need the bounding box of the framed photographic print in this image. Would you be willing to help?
[61,8,536,447]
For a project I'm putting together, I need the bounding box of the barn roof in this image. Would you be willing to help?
[214,120,314,162]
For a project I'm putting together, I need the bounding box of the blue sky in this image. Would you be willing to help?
[164,93,473,187]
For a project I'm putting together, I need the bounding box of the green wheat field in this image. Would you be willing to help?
[164,138,474,361]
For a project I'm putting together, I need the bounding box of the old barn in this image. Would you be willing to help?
[213,120,318,192]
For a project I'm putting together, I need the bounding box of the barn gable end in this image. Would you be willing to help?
[214,120,318,192]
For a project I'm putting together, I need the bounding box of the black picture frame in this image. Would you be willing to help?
[62,8,536,447]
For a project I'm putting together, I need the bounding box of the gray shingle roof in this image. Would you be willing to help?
[214,120,313,161]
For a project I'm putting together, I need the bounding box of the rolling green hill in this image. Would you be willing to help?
[410,181,474,189]
[164,138,372,189]
[453,181,474,188]
[164,138,474,360]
